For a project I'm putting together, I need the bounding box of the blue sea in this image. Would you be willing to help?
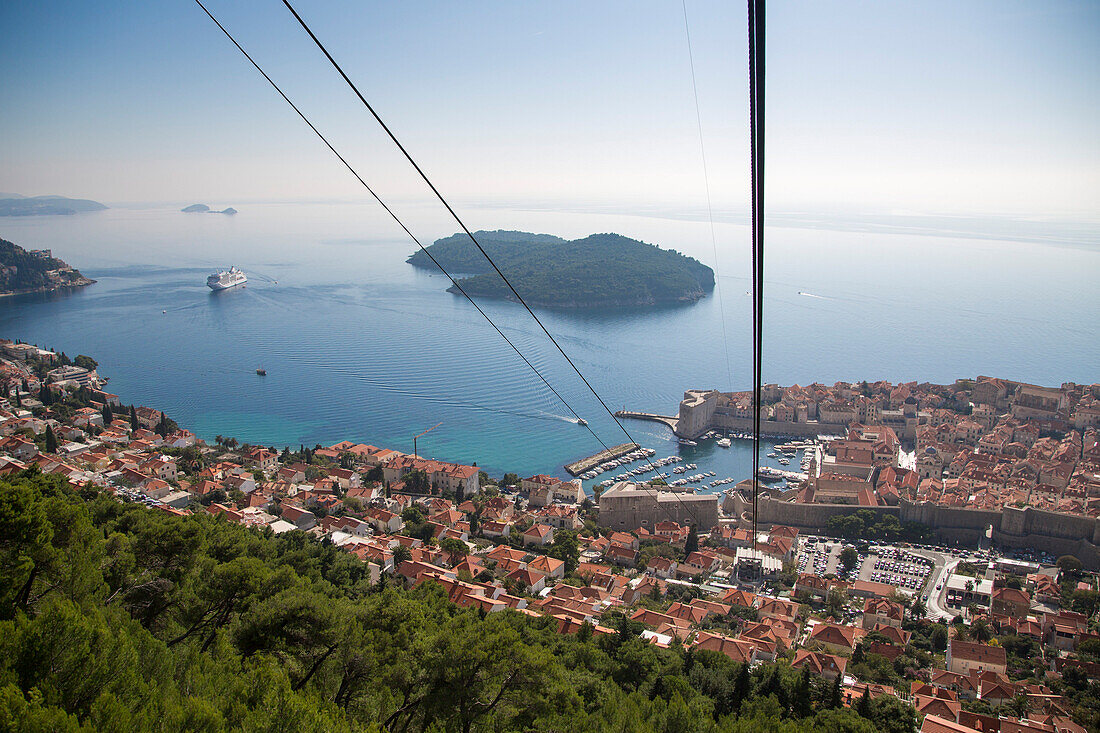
[2,202,1096,489]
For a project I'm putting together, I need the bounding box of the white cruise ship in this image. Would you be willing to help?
[207,266,247,290]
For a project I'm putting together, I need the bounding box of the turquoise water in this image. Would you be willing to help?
[1,202,1096,487]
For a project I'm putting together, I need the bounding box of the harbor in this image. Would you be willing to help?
[563,443,639,476]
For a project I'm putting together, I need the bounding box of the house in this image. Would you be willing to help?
[919,715,977,733]
[914,695,962,722]
[506,567,546,594]
[794,573,829,600]
[279,504,318,531]
[646,555,678,579]
[947,640,1007,677]
[527,555,565,580]
[862,597,905,629]
[522,474,582,506]
[363,506,403,534]
[990,586,1031,619]
[606,544,638,567]
[481,520,511,539]
[757,597,799,622]
[791,649,847,682]
[523,523,555,546]
[243,447,277,471]
[382,455,480,497]
[807,622,863,655]
[694,631,763,665]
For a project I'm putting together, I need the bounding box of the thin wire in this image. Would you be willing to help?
[748,0,765,558]
[278,0,705,527]
[191,0,611,456]
[682,0,734,394]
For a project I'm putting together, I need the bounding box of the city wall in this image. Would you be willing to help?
[752,497,1100,569]
[705,416,848,439]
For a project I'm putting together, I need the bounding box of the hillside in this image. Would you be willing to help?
[0,194,107,216]
[0,237,95,296]
[407,230,715,308]
[0,470,922,732]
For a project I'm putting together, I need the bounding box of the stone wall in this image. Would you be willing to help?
[751,496,1100,569]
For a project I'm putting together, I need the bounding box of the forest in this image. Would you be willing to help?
[407,230,715,308]
[0,469,927,732]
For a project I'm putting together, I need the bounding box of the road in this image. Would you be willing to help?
[924,557,960,622]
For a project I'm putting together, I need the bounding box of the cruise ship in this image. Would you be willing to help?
[207,266,247,290]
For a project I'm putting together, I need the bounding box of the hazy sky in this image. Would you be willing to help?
[1,1,1097,217]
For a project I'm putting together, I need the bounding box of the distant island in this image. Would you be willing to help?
[0,194,107,217]
[0,237,95,296]
[407,230,714,308]
[182,204,237,215]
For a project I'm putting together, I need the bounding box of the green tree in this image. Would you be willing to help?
[501,473,520,488]
[44,425,59,453]
[73,355,98,371]
[839,547,860,576]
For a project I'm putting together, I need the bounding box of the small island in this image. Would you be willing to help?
[0,194,107,217]
[407,230,714,308]
[182,204,237,215]
[0,237,95,297]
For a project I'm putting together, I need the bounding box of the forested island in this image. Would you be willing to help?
[407,230,715,308]
[0,194,107,217]
[182,203,237,214]
[0,237,95,297]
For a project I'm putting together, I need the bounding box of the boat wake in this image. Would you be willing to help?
[797,291,831,300]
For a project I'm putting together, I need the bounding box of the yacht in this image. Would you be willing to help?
[716,437,731,448]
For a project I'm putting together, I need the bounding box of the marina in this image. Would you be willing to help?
[572,421,825,497]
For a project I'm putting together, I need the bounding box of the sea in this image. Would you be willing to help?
[2,202,1097,492]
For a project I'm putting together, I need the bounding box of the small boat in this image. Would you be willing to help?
[162,310,167,314]
[716,437,732,448]
[256,368,267,376]
[678,439,697,446]
[576,417,588,426]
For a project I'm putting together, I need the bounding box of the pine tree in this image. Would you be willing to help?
[45,425,58,453]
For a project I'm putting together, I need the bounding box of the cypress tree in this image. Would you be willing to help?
[45,425,58,453]
[856,687,871,718]
[829,674,842,709]
[130,405,138,431]
[685,524,699,556]
[732,663,751,712]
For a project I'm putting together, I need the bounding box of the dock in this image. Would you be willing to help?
[564,443,640,477]
[614,410,678,432]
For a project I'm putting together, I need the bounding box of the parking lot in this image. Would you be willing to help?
[859,545,935,592]
[796,537,941,593]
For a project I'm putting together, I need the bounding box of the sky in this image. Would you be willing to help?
[1,0,1097,219]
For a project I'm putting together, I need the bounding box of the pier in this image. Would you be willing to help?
[614,410,678,432]
[564,443,640,477]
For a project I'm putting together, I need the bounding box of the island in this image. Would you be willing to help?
[0,194,107,217]
[182,203,237,215]
[407,230,714,308]
[0,237,95,296]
